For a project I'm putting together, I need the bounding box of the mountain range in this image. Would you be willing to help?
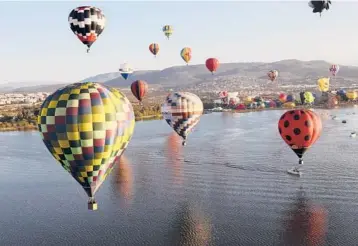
[2,59,358,93]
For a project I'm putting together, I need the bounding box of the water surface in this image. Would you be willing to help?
[1,108,358,245]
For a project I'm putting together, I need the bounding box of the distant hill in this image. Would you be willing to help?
[3,59,358,93]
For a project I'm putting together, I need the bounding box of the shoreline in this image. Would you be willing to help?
[0,115,164,132]
[0,104,356,132]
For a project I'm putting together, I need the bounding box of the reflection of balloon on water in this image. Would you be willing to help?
[283,189,328,246]
[114,155,133,203]
[149,43,160,57]
[165,133,183,185]
[168,202,211,246]
[68,6,106,53]
[161,92,203,146]
[278,109,322,165]
[37,82,135,210]
[205,58,219,74]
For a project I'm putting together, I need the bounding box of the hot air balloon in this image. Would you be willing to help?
[317,78,330,92]
[236,104,246,110]
[308,0,331,17]
[278,109,322,175]
[267,70,279,82]
[119,63,134,80]
[286,95,295,102]
[161,92,203,146]
[149,43,160,57]
[131,80,148,103]
[304,92,315,104]
[162,25,173,39]
[329,64,339,76]
[346,91,357,100]
[205,58,219,74]
[180,47,192,65]
[37,82,135,210]
[68,6,106,53]
[279,93,287,103]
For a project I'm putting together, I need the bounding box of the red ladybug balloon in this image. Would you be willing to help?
[205,58,219,74]
[278,109,322,159]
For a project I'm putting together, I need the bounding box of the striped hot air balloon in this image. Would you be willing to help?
[131,80,148,103]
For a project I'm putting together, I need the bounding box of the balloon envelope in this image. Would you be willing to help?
[37,82,135,205]
[161,92,203,145]
[278,109,322,159]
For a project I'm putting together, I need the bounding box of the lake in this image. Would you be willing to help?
[1,108,358,246]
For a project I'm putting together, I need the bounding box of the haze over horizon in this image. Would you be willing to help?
[1,1,357,84]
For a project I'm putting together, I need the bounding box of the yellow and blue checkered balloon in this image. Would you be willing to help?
[38,82,135,208]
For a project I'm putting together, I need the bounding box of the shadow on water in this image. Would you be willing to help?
[167,201,212,246]
[281,187,328,246]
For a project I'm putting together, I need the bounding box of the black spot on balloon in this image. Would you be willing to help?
[279,127,282,134]
[280,115,285,120]
[286,135,292,141]
[284,120,290,128]
[300,110,305,114]
[305,120,311,127]
[294,115,300,120]
[294,128,301,135]
[304,135,310,141]
[290,111,295,114]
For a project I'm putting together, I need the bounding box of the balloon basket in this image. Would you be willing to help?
[182,141,186,146]
[88,201,98,211]
[298,159,303,165]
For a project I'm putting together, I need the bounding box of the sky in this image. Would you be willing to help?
[1,1,358,84]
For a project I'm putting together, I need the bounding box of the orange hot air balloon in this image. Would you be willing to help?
[278,109,322,164]
[205,58,219,74]
[149,43,160,57]
[279,93,287,103]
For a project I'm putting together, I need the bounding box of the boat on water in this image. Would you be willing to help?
[287,168,302,176]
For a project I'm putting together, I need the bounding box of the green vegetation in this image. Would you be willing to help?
[0,103,163,131]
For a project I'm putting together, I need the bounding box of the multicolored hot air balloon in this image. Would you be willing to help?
[278,109,322,166]
[149,43,160,57]
[131,80,148,103]
[267,70,279,82]
[180,47,192,65]
[161,92,203,146]
[119,63,134,80]
[162,25,173,39]
[317,78,330,92]
[68,6,106,53]
[279,93,287,103]
[37,82,135,210]
[329,64,339,76]
[205,58,219,74]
